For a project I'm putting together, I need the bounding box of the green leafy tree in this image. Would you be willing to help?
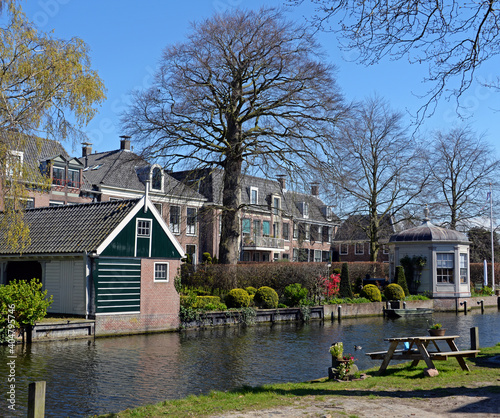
[339,263,352,298]
[395,266,409,297]
[0,1,106,250]
[0,278,53,342]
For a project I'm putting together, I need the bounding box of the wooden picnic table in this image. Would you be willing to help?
[366,335,480,374]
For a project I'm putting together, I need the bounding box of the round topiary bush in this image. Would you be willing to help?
[384,283,405,300]
[254,286,279,309]
[225,288,250,308]
[245,286,257,296]
[361,284,382,302]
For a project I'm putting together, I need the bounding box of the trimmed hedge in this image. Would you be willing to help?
[254,286,279,309]
[225,288,250,308]
[361,284,382,302]
[384,283,405,300]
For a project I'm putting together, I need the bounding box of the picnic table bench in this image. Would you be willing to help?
[366,335,480,374]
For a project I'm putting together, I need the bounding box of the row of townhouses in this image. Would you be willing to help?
[3,135,394,265]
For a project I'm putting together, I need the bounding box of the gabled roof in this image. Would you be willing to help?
[333,214,395,242]
[0,199,140,254]
[80,150,204,200]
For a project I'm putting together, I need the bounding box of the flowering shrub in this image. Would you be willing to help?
[337,354,355,380]
[321,273,341,299]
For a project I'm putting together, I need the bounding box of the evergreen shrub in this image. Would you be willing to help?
[283,283,308,307]
[384,283,405,300]
[225,289,250,308]
[395,265,410,296]
[361,284,382,302]
[254,286,279,309]
[245,286,257,296]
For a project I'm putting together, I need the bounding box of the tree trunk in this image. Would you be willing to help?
[218,156,243,265]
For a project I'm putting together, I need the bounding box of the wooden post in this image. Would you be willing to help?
[27,381,46,418]
[470,327,479,350]
[337,305,342,322]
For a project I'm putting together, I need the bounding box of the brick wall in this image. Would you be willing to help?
[95,258,181,336]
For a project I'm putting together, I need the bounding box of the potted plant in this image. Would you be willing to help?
[329,342,343,361]
[428,322,446,336]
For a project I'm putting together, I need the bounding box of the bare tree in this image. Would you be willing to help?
[423,127,500,230]
[290,0,500,120]
[121,8,346,264]
[324,96,425,261]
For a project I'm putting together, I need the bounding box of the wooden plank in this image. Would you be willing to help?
[429,350,480,360]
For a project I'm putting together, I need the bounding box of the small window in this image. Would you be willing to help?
[383,244,389,254]
[49,200,64,207]
[293,222,298,239]
[273,222,279,238]
[314,250,321,262]
[263,221,270,237]
[137,220,151,237]
[152,167,162,190]
[187,208,197,235]
[242,218,251,235]
[7,151,23,176]
[355,243,364,255]
[250,187,258,204]
[52,166,65,186]
[340,243,348,255]
[68,168,80,188]
[24,198,35,209]
[253,220,261,237]
[437,253,454,283]
[273,196,280,215]
[153,203,162,215]
[154,263,169,282]
[303,202,309,218]
[282,223,290,240]
[169,206,180,234]
[186,244,197,264]
[305,224,310,240]
[460,253,468,284]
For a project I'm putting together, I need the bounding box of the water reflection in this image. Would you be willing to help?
[1,309,499,417]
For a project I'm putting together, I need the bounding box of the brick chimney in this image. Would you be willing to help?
[311,182,319,196]
[120,135,131,151]
[277,175,286,190]
[82,142,92,157]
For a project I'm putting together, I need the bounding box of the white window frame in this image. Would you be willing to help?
[68,168,80,188]
[186,207,197,235]
[314,250,321,262]
[137,219,151,237]
[7,150,23,176]
[154,262,169,282]
[355,242,364,255]
[151,166,163,191]
[273,196,281,215]
[153,202,162,215]
[303,202,309,218]
[436,253,454,283]
[250,187,258,205]
[459,253,468,284]
[186,244,197,265]
[169,205,180,234]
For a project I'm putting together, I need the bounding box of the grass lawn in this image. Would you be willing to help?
[99,343,500,417]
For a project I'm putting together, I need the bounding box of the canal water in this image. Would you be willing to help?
[2,308,499,417]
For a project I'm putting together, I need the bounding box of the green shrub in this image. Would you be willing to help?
[339,263,353,298]
[384,283,405,300]
[193,296,221,308]
[395,265,410,296]
[360,284,382,302]
[254,286,279,309]
[225,288,250,308]
[245,286,257,296]
[283,283,308,307]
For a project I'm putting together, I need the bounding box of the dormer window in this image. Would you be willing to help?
[303,202,309,218]
[7,151,23,176]
[52,166,65,186]
[151,166,162,191]
[272,196,280,215]
[250,187,258,204]
[68,168,80,188]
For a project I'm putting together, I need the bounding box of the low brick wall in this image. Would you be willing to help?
[95,313,179,336]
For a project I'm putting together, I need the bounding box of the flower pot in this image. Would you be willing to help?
[428,328,446,336]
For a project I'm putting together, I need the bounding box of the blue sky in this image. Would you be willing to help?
[12,0,500,157]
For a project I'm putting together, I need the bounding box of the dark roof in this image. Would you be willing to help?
[171,169,338,225]
[389,219,469,243]
[80,150,204,200]
[333,214,395,242]
[0,199,140,254]
[7,133,70,167]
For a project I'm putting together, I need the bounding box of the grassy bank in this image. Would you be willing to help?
[101,343,500,417]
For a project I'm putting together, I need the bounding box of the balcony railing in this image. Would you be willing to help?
[243,236,285,249]
[52,178,81,189]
